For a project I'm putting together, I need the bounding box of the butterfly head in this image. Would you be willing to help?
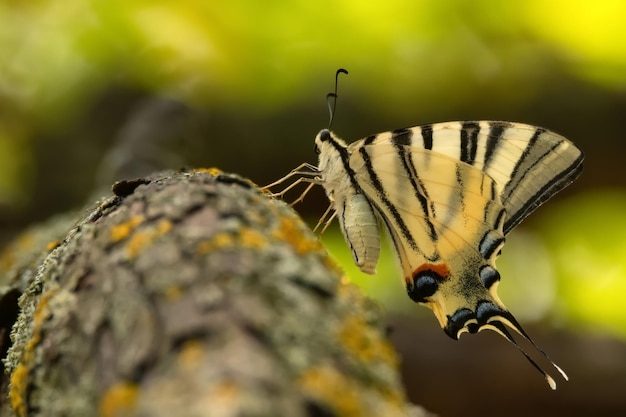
[314,129,332,154]
[315,129,347,154]
[314,129,351,179]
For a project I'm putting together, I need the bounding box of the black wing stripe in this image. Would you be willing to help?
[391,128,412,145]
[504,152,583,234]
[441,164,466,228]
[495,208,506,230]
[358,146,419,250]
[502,128,555,201]
[421,124,433,150]
[484,122,508,169]
[364,134,377,145]
[502,127,543,196]
[460,121,480,165]
[391,129,438,241]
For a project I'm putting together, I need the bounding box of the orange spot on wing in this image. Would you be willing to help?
[412,263,450,279]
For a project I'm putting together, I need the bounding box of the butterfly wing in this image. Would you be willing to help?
[347,124,579,387]
[403,121,584,234]
[349,135,507,336]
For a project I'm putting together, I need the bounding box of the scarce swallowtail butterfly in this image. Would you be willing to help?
[264,69,583,389]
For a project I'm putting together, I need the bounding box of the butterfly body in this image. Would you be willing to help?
[315,131,381,274]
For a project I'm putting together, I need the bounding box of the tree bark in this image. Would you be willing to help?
[0,169,432,417]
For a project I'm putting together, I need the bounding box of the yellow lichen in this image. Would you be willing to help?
[212,233,235,249]
[9,289,57,416]
[195,240,213,255]
[299,365,406,417]
[164,285,182,300]
[340,275,352,286]
[298,366,364,417]
[191,167,222,176]
[195,229,265,255]
[125,219,172,258]
[273,217,323,254]
[238,227,267,249]
[9,364,28,417]
[157,219,172,234]
[210,380,240,406]
[338,316,398,367]
[126,231,152,259]
[177,340,205,370]
[321,252,345,276]
[46,240,61,251]
[110,215,144,242]
[336,277,360,301]
[98,382,139,417]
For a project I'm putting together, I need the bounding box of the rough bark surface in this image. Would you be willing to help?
[0,169,431,417]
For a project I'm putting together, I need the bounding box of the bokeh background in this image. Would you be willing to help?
[1,1,625,415]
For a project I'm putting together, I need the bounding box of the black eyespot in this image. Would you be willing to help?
[479,265,501,289]
[407,269,442,303]
[475,300,504,324]
[314,143,320,154]
[444,308,476,340]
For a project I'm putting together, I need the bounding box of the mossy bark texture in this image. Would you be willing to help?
[0,169,431,417]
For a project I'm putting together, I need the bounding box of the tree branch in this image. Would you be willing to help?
[0,169,432,417]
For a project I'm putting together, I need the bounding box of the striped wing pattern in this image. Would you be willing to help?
[311,120,582,389]
[370,121,584,234]
[349,137,504,274]
[347,120,582,326]
[300,119,582,388]
[349,129,508,330]
[351,138,510,326]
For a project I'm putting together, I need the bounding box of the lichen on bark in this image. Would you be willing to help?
[0,169,431,417]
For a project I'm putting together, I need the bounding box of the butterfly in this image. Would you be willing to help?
[264,70,584,389]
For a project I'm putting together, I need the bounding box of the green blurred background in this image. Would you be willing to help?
[1,1,625,415]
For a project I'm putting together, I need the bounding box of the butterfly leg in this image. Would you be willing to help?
[313,203,337,236]
[262,163,323,206]
[265,176,321,202]
[289,181,316,206]
[261,163,319,190]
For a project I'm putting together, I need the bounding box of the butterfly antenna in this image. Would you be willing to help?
[326,68,348,129]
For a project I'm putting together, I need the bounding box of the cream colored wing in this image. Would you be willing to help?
[358,122,584,234]
[349,138,568,388]
[349,141,505,324]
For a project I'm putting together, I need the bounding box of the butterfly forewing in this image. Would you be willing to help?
[419,122,582,233]
[493,125,583,233]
